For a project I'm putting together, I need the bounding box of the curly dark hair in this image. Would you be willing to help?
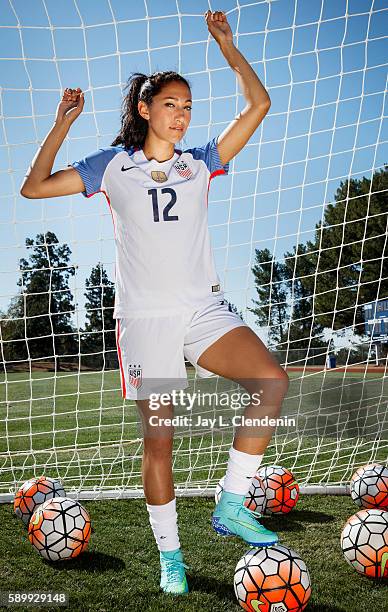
[111,71,191,149]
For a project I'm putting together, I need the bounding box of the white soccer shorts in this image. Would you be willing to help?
[116,300,248,400]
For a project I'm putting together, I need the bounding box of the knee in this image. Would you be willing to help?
[242,365,289,397]
[265,366,289,397]
[261,364,289,386]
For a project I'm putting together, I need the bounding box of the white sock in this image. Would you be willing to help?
[222,446,264,496]
[146,498,181,552]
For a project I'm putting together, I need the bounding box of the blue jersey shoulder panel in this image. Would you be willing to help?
[71,146,129,197]
[183,135,229,175]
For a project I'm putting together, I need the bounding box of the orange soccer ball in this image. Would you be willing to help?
[14,476,66,526]
[234,544,311,611]
[255,465,299,514]
[28,496,91,561]
[341,508,388,579]
[350,463,388,509]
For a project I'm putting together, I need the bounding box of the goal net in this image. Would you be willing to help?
[0,0,387,502]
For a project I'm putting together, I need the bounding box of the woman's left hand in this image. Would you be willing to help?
[204,10,233,46]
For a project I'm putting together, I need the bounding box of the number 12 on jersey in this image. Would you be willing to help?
[148,188,179,222]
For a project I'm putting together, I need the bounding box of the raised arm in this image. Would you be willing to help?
[205,11,271,166]
[20,88,86,199]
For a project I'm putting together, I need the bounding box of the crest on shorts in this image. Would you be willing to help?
[151,171,167,183]
[173,159,193,179]
[128,364,143,390]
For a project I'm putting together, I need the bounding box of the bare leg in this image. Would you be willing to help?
[197,326,289,454]
[136,398,175,505]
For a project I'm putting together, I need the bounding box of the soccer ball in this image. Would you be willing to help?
[256,465,299,514]
[14,476,66,526]
[234,544,311,611]
[215,475,266,515]
[350,463,388,509]
[341,508,388,579]
[28,496,91,561]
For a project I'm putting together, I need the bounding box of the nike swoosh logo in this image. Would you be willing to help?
[229,517,264,532]
[287,481,298,488]
[251,600,265,612]
[121,165,137,171]
[30,508,42,526]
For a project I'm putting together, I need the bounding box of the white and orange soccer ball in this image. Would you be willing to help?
[255,465,299,515]
[234,544,311,611]
[341,508,388,579]
[350,463,388,509]
[14,476,66,526]
[28,496,91,561]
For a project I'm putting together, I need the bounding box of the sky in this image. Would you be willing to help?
[0,0,387,348]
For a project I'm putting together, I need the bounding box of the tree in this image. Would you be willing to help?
[283,243,327,349]
[249,248,288,347]
[2,231,77,368]
[81,263,116,369]
[247,168,387,355]
[304,166,388,333]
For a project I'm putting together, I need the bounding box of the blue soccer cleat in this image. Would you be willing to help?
[212,490,279,547]
[160,548,190,595]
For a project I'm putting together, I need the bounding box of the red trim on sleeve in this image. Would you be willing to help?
[206,168,227,208]
[210,168,227,180]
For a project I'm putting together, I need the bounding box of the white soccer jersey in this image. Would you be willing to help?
[71,135,229,318]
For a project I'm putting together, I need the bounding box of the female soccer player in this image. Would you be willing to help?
[21,10,289,596]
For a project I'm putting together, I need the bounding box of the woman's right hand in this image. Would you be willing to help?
[20,87,87,198]
[55,87,85,126]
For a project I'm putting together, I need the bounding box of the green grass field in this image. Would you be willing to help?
[0,369,387,610]
[1,369,387,492]
[1,494,387,611]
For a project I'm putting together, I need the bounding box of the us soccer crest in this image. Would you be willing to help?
[128,364,143,390]
[151,171,167,183]
[173,159,193,179]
